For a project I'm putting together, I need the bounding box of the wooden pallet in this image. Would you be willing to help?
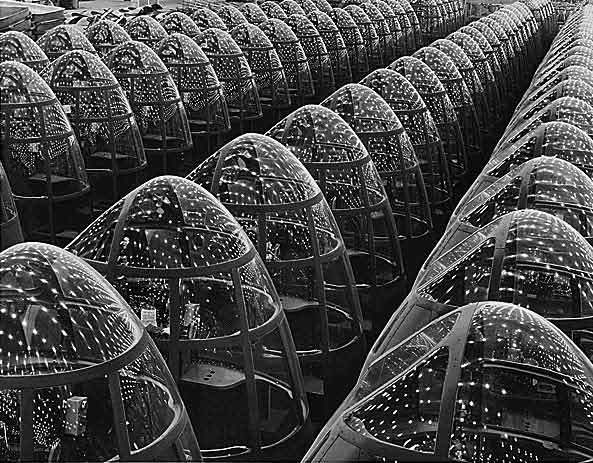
[0,0,64,35]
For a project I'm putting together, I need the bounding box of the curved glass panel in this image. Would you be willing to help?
[156,33,230,133]
[0,242,199,462]
[390,56,466,179]
[37,25,96,60]
[307,9,352,85]
[285,13,334,96]
[261,1,288,20]
[266,105,386,210]
[418,210,593,326]
[105,41,192,155]
[190,7,229,32]
[501,97,593,150]
[195,28,261,120]
[237,3,266,25]
[321,83,433,239]
[212,4,246,29]
[259,18,315,100]
[85,20,131,58]
[329,8,369,80]
[0,61,88,199]
[160,11,201,37]
[124,16,168,49]
[458,157,593,240]
[0,163,22,250]
[41,50,146,200]
[344,4,381,68]
[0,31,49,73]
[187,134,363,361]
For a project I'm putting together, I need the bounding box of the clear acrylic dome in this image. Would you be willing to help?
[105,41,192,170]
[186,133,366,410]
[307,9,352,85]
[67,176,271,330]
[156,33,230,136]
[489,11,523,56]
[472,122,593,202]
[443,157,593,255]
[521,65,593,106]
[525,0,555,37]
[558,28,593,45]
[238,2,268,25]
[266,105,408,330]
[344,4,382,69]
[499,96,593,151]
[507,7,539,58]
[388,56,455,123]
[494,9,529,52]
[124,15,168,49]
[439,0,456,34]
[0,163,23,250]
[0,31,49,74]
[310,0,333,14]
[554,0,581,22]
[37,25,96,61]
[285,13,335,97]
[511,1,539,27]
[390,56,467,182]
[487,14,526,73]
[190,7,229,32]
[431,38,488,127]
[360,68,451,227]
[359,2,397,64]
[468,20,507,73]
[212,4,247,29]
[85,20,131,58]
[549,36,593,59]
[195,28,262,122]
[321,83,434,242]
[280,0,306,16]
[535,49,593,85]
[304,301,593,461]
[0,61,89,243]
[413,46,482,169]
[0,241,200,462]
[260,1,288,20]
[460,23,508,106]
[295,0,320,14]
[447,31,500,118]
[329,8,369,81]
[478,16,517,75]
[377,0,414,53]
[411,211,593,352]
[397,0,422,48]
[458,25,504,91]
[160,11,200,37]
[66,176,309,459]
[40,50,146,204]
[494,9,526,48]
[295,0,319,14]
[511,79,593,129]
[266,104,386,210]
[408,0,445,45]
[450,156,593,243]
[370,0,406,56]
[259,18,315,102]
[229,22,291,110]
